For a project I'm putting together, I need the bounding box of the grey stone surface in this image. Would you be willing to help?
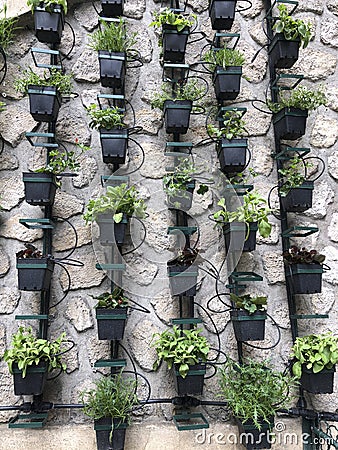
[0,176,24,211]
[304,181,334,219]
[310,114,338,148]
[0,151,18,171]
[0,247,10,277]
[128,319,160,372]
[327,0,338,15]
[328,213,338,241]
[53,191,85,219]
[328,152,338,180]
[262,252,285,284]
[72,49,100,83]
[289,50,337,81]
[0,213,43,242]
[321,17,338,47]
[54,221,92,252]
[65,296,94,332]
[72,156,98,189]
[60,250,105,291]
[0,288,20,314]
[0,105,36,147]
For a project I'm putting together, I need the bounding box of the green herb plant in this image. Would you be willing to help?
[86,104,124,130]
[203,47,245,72]
[278,156,313,196]
[151,80,204,111]
[150,8,196,32]
[152,325,210,378]
[230,293,267,314]
[27,0,68,14]
[283,245,325,265]
[3,326,67,378]
[83,183,147,225]
[273,4,312,49]
[88,17,137,53]
[0,4,19,49]
[14,68,73,95]
[267,85,327,113]
[91,287,128,309]
[291,333,338,378]
[207,109,247,140]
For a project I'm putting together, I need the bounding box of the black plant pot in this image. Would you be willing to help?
[223,222,258,253]
[230,309,266,342]
[167,181,195,211]
[285,262,323,294]
[28,85,61,122]
[174,363,206,396]
[96,307,128,341]
[167,264,198,297]
[17,257,55,291]
[162,25,190,63]
[94,418,127,450]
[100,128,128,165]
[13,361,48,396]
[237,418,274,450]
[217,138,247,174]
[208,0,236,30]
[98,51,126,89]
[280,181,314,213]
[300,367,335,394]
[33,4,65,44]
[269,33,300,69]
[101,0,124,17]
[97,214,128,246]
[23,172,58,206]
[213,66,242,101]
[164,100,192,134]
[273,107,308,140]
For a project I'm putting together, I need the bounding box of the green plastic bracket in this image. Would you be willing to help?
[19,219,55,230]
[167,226,197,236]
[312,426,338,449]
[282,226,319,238]
[171,318,203,325]
[173,413,209,431]
[97,93,125,111]
[273,146,311,160]
[271,73,304,91]
[99,16,124,23]
[101,175,129,186]
[15,315,48,320]
[290,314,329,320]
[230,272,263,282]
[31,47,62,70]
[212,32,240,50]
[94,359,127,368]
[25,132,58,148]
[265,0,298,22]
[163,63,190,83]
[95,264,126,271]
[9,413,48,429]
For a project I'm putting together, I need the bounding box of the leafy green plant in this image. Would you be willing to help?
[27,0,68,14]
[213,190,272,239]
[83,183,147,225]
[230,293,267,314]
[151,80,204,111]
[88,17,137,53]
[3,326,67,378]
[278,156,313,196]
[207,109,247,140]
[0,101,6,112]
[152,325,210,378]
[273,4,312,49]
[86,104,124,130]
[291,333,338,378]
[0,4,19,49]
[14,68,73,95]
[91,287,128,309]
[203,47,245,72]
[267,85,327,113]
[150,8,196,32]
[219,358,297,430]
[283,245,325,265]
[168,246,199,267]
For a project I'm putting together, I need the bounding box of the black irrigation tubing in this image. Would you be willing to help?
[52,216,78,261]
[0,46,7,84]
[267,185,282,220]
[242,312,281,350]
[123,370,152,411]
[121,217,147,256]
[206,292,232,314]
[121,137,145,175]
[126,50,144,69]
[60,22,76,60]
[127,296,151,314]
[237,0,253,12]
[91,0,100,15]
[49,262,71,309]
[207,347,229,366]
[118,342,138,383]
[194,301,222,360]
[204,362,217,380]
[125,98,136,129]
[0,135,4,156]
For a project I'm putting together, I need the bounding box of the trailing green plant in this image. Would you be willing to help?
[225,168,258,186]
[83,183,147,225]
[151,325,210,378]
[213,190,272,238]
[150,8,196,32]
[273,4,312,49]
[27,0,68,14]
[207,109,247,140]
[0,101,6,112]
[86,103,124,130]
[91,287,128,309]
[203,47,245,72]
[151,79,204,110]
[291,333,338,378]
[0,4,19,49]
[230,293,267,314]
[278,156,313,196]
[88,17,137,53]
[3,326,67,378]
[267,85,327,113]
[283,245,325,265]
[14,68,73,95]
[218,358,297,430]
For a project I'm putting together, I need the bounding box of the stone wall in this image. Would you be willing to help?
[0,0,337,447]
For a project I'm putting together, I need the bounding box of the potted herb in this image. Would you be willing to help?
[267,85,327,140]
[4,326,67,395]
[203,47,245,101]
[219,358,297,449]
[208,0,237,31]
[0,4,19,51]
[151,80,204,134]
[14,68,73,122]
[208,109,248,174]
[167,246,199,297]
[27,0,68,44]
[89,18,137,89]
[291,333,338,394]
[150,9,196,63]
[16,244,54,291]
[229,293,267,342]
[83,183,147,246]
[86,103,127,164]
[81,371,138,450]
[213,190,272,252]
[92,288,128,341]
[152,325,210,395]
[283,245,326,294]
[100,0,124,18]
[269,4,312,68]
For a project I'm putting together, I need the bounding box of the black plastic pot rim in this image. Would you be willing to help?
[273,107,308,123]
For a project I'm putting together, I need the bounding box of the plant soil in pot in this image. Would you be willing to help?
[237,418,273,450]
[173,363,206,396]
[17,256,55,291]
[273,107,308,140]
[269,33,300,69]
[28,85,61,122]
[23,172,58,206]
[300,367,335,394]
[213,66,242,101]
[217,138,247,173]
[230,309,266,342]
[101,0,124,17]
[286,262,323,294]
[162,25,189,63]
[96,307,128,341]
[167,264,198,297]
[33,4,65,44]
[167,181,195,211]
[164,100,192,134]
[223,221,258,253]
[208,0,236,30]
[98,50,126,89]
[94,418,127,450]
[97,213,128,246]
[13,361,48,396]
[100,128,128,164]
[280,181,314,212]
